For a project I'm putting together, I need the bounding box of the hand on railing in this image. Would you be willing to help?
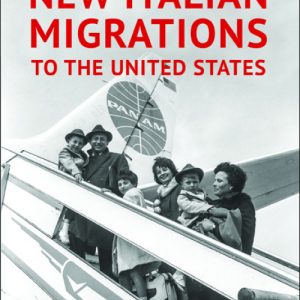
[100,188,112,193]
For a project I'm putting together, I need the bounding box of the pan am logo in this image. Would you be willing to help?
[107,81,167,156]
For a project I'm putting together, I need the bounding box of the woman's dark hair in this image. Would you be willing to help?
[152,157,178,184]
[117,170,138,186]
[214,162,247,192]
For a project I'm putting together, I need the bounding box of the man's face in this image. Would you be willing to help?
[90,134,108,153]
[181,173,201,193]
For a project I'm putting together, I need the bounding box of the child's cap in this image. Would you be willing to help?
[65,129,87,145]
[175,164,204,183]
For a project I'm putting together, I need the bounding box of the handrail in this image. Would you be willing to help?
[21,150,57,166]
[238,288,299,300]
[2,147,299,290]
[142,184,299,273]
[1,164,11,208]
[252,248,299,273]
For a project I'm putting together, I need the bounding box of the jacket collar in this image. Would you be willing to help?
[87,147,109,157]
[223,191,239,200]
[180,189,206,201]
[65,146,86,159]
[218,192,246,208]
[84,148,112,181]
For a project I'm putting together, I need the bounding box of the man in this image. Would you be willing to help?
[75,124,129,279]
[84,124,129,195]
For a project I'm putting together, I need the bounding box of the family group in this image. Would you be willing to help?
[57,124,256,300]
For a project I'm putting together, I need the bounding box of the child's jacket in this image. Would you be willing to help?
[177,190,212,227]
[58,146,88,176]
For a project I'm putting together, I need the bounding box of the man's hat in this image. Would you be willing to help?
[86,124,113,142]
[65,129,87,145]
[175,164,204,183]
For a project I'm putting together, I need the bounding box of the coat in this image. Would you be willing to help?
[209,192,256,255]
[157,178,181,222]
[177,190,212,227]
[58,147,88,221]
[83,148,129,196]
[58,146,88,176]
[113,188,161,275]
[69,147,129,249]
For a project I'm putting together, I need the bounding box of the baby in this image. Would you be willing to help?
[176,164,213,227]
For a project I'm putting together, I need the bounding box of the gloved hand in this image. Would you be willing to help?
[59,220,70,244]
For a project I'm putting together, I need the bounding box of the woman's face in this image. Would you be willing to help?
[213,171,233,197]
[155,166,173,185]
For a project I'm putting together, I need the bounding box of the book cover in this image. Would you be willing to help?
[1,0,299,299]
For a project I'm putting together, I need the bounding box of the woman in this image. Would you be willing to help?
[202,162,256,255]
[152,157,181,222]
[189,162,256,300]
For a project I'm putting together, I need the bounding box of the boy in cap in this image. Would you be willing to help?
[58,129,88,245]
[175,164,214,299]
[176,164,213,227]
[58,128,88,182]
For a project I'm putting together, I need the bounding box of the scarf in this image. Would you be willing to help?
[157,177,178,198]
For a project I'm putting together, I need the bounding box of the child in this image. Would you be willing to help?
[175,164,213,228]
[58,129,88,246]
[58,128,88,182]
[114,170,161,300]
[175,164,213,299]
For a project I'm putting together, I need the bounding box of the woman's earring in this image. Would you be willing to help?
[229,186,233,191]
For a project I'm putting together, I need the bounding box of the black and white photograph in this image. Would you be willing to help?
[1,1,299,299]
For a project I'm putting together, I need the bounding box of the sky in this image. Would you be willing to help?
[1,0,299,264]
[255,195,299,265]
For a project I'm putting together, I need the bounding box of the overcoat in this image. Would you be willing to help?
[69,147,129,249]
[157,178,181,222]
[114,188,161,275]
[58,147,88,221]
[209,192,256,255]
[84,148,129,195]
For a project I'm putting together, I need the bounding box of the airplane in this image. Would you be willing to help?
[1,53,299,300]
